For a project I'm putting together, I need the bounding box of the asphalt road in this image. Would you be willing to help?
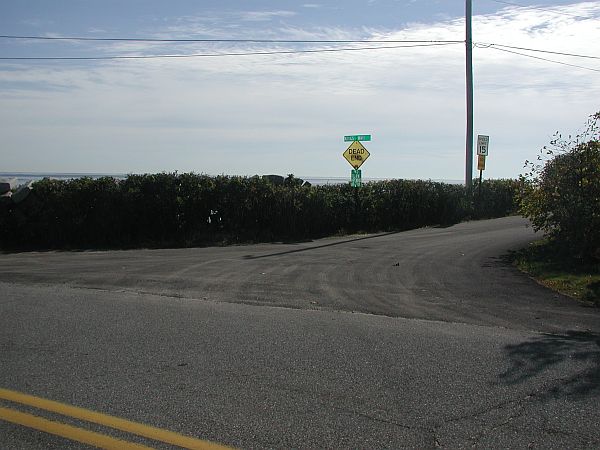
[1,216,599,448]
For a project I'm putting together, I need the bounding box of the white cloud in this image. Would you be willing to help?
[240,10,297,22]
[1,2,599,179]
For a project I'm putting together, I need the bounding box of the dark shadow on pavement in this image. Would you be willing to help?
[242,231,403,260]
[499,331,600,398]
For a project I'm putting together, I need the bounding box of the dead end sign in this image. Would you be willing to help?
[343,141,370,169]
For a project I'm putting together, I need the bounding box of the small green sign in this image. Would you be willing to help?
[351,169,362,188]
[344,135,371,142]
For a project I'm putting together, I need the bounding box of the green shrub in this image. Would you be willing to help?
[0,173,519,251]
[519,112,600,260]
[473,178,521,219]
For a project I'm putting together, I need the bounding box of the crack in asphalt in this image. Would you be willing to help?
[430,388,547,448]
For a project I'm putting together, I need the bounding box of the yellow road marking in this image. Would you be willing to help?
[0,406,152,450]
[0,388,232,450]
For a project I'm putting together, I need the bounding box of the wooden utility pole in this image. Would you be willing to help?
[465,0,474,190]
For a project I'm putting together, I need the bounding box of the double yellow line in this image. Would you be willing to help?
[0,388,232,449]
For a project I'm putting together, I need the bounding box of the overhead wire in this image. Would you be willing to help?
[1,26,599,72]
[478,42,600,60]
[0,42,463,60]
[476,43,600,72]
[476,1,600,72]
[2,39,598,73]
[0,34,463,44]
[0,34,465,60]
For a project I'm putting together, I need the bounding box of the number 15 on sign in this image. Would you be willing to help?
[477,135,489,156]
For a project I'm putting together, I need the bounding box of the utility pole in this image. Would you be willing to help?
[465,0,474,190]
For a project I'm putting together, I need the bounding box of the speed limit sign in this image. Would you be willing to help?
[477,135,489,156]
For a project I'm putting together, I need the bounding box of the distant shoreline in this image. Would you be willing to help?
[0,172,464,187]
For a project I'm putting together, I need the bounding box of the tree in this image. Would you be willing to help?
[520,112,600,260]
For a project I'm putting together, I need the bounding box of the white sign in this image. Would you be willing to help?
[477,135,489,156]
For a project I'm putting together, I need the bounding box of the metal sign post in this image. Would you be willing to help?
[477,156,485,198]
[476,135,489,199]
[343,135,371,188]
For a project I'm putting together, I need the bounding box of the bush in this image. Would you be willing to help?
[0,173,520,251]
[473,178,521,219]
[519,112,600,260]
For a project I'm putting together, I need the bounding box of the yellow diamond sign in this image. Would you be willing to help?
[343,141,370,169]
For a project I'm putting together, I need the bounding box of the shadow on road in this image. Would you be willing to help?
[242,231,402,260]
[499,331,600,398]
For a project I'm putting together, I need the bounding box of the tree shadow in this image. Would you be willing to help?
[499,331,600,398]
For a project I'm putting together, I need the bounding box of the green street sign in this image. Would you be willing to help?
[351,169,362,188]
[344,134,371,142]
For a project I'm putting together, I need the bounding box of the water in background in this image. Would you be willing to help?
[0,172,126,187]
[0,172,463,187]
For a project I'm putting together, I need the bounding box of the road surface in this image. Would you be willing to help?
[1,216,599,448]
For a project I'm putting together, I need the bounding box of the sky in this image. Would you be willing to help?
[1,0,599,181]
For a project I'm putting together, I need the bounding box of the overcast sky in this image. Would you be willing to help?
[1,0,599,181]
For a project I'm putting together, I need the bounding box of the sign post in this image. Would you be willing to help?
[476,135,489,199]
[343,134,371,190]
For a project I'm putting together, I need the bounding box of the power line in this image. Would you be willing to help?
[479,42,600,60]
[0,42,462,61]
[0,34,463,44]
[478,44,600,72]
[2,32,598,73]
[486,0,596,20]
[4,34,599,60]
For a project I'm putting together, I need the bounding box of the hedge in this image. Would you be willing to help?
[0,174,519,250]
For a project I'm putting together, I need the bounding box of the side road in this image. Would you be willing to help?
[0,216,598,333]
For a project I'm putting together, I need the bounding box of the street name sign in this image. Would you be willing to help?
[344,135,371,142]
[351,169,362,188]
[477,135,489,156]
[343,141,370,169]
